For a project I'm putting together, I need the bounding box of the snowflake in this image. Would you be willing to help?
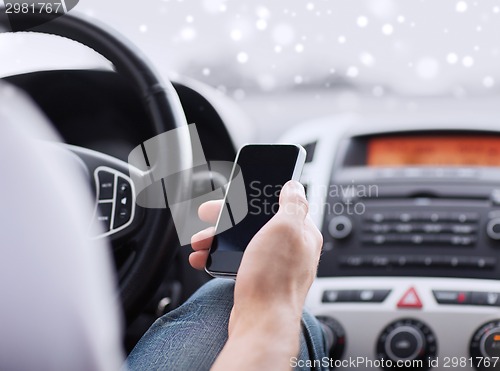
[446,53,458,64]
[456,1,467,13]
[255,6,270,19]
[256,19,267,31]
[236,52,249,64]
[357,16,368,28]
[462,55,474,67]
[230,29,242,41]
[295,44,305,53]
[382,24,394,35]
[360,52,375,67]
[180,27,196,41]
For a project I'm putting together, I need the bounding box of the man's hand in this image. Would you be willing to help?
[190,181,323,370]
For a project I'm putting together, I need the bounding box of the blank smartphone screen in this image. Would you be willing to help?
[206,144,304,275]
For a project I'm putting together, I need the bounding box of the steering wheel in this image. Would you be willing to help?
[0,11,193,321]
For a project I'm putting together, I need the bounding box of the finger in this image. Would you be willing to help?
[191,226,215,251]
[304,214,323,251]
[278,180,308,220]
[189,250,209,270]
[198,199,224,224]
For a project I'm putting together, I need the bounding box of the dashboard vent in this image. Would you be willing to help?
[303,141,317,163]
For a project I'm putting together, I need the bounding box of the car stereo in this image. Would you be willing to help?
[318,131,500,280]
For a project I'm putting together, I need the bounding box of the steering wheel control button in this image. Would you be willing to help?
[470,321,500,370]
[377,319,437,371]
[97,171,115,200]
[397,287,423,309]
[96,202,113,232]
[487,218,500,240]
[328,216,353,239]
[113,177,133,229]
[92,167,136,237]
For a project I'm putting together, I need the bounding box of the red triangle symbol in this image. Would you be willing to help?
[397,287,423,309]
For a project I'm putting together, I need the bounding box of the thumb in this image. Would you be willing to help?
[278,181,308,220]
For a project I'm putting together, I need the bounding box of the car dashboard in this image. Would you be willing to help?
[6,66,500,370]
[281,115,500,370]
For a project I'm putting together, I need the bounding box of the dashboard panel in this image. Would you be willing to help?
[280,116,500,371]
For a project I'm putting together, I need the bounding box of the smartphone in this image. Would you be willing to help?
[205,144,306,278]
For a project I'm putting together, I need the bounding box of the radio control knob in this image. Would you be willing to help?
[470,320,500,370]
[328,216,352,239]
[377,319,437,371]
[486,219,500,240]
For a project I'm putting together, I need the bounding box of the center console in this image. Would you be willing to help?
[319,132,500,281]
[280,115,500,371]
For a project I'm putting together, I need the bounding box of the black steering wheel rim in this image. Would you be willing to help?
[0,10,193,321]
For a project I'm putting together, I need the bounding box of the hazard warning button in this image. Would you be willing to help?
[397,287,423,309]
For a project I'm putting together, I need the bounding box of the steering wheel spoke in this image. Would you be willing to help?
[91,166,139,240]
[65,145,144,242]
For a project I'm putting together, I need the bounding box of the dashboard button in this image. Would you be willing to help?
[487,218,500,240]
[369,256,390,267]
[491,189,500,205]
[328,216,352,239]
[433,290,470,305]
[470,292,500,307]
[322,290,354,303]
[355,289,391,303]
[451,224,476,234]
[339,256,367,267]
[397,287,423,309]
[322,289,391,303]
[458,257,496,269]
[450,212,479,223]
[390,256,411,267]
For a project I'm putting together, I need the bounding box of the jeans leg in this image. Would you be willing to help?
[127,279,328,371]
[296,311,329,371]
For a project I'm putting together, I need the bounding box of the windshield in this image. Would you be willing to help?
[77,0,500,97]
[1,0,500,97]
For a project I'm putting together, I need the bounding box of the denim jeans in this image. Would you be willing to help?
[127,279,328,370]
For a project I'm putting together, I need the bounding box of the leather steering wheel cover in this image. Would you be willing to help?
[0,11,192,321]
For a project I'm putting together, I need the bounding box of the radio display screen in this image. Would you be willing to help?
[367,136,500,167]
